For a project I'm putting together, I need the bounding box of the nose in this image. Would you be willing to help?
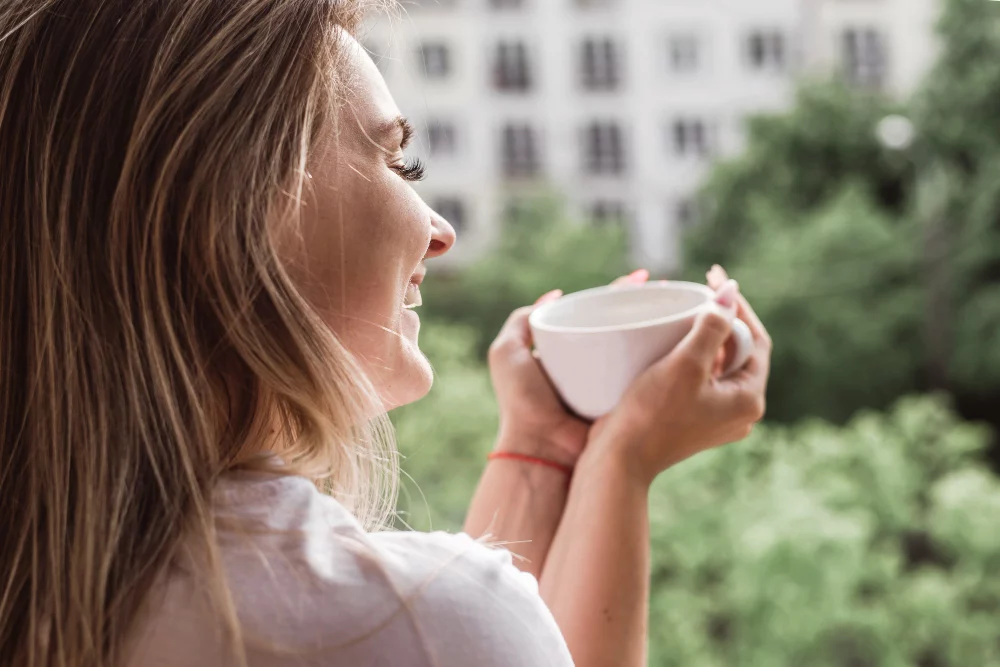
[425,205,457,258]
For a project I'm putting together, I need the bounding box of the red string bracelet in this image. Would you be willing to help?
[487,451,574,476]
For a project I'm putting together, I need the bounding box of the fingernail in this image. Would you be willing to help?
[628,268,649,283]
[535,289,563,305]
[708,264,728,281]
[714,280,738,308]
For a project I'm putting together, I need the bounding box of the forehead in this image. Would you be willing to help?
[338,34,402,143]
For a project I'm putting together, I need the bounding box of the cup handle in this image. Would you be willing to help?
[721,318,754,377]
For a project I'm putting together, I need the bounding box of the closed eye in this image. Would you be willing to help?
[391,156,425,182]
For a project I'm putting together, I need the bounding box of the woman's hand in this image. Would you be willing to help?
[488,270,650,467]
[587,266,772,486]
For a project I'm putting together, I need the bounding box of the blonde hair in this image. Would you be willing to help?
[0,1,398,665]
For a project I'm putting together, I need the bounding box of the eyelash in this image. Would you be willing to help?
[392,156,425,182]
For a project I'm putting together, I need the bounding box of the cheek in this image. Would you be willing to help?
[338,171,429,311]
[291,164,429,341]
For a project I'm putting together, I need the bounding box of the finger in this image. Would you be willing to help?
[709,271,769,346]
[734,291,770,344]
[494,305,537,350]
[715,333,739,377]
[705,366,768,424]
[707,267,767,342]
[496,290,563,352]
[723,355,767,395]
[611,268,649,287]
[712,347,726,377]
[716,345,771,398]
[707,264,729,290]
[535,289,563,305]
[713,279,739,311]
[670,307,735,375]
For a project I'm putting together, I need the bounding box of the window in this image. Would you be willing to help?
[428,121,457,156]
[671,119,712,158]
[843,28,887,90]
[432,197,467,233]
[419,43,451,79]
[493,41,532,92]
[581,37,622,91]
[746,30,786,71]
[501,124,541,178]
[589,200,628,226]
[668,34,699,74]
[583,122,626,175]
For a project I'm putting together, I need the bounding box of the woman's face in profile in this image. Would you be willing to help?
[288,33,456,409]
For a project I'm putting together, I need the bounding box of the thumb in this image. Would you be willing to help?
[494,305,535,350]
[492,290,563,352]
[672,306,735,374]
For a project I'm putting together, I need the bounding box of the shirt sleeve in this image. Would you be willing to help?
[365,530,575,667]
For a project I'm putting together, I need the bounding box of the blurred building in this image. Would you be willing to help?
[363,0,941,272]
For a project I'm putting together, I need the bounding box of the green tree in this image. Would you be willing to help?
[647,396,1000,667]
[684,81,909,274]
[392,340,1000,665]
[682,0,1000,435]
[680,81,926,427]
[725,188,925,423]
[912,0,1000,407]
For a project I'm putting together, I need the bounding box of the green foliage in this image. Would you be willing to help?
[685,82,910,274]
[681,0,1000,429]
[912,0,1000,397]
[915,0,1000,162]
[647,396,1000,667]
[419,195,632,357]
[725,188,925,422]
[680,81,930,426]
[391,329,1000,664]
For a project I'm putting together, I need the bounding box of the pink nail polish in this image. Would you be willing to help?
[715,284,737,308]
[535,289,562,305]
[628,268,649,283]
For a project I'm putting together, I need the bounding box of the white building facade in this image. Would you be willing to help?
[363,0,940,272]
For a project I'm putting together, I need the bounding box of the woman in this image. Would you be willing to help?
[0,1,770,666]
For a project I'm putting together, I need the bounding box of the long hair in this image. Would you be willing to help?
[0,1,398,665]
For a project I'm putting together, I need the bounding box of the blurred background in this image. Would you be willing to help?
[367,0,1000,663]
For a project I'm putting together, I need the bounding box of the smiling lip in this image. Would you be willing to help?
[403,266,425,310]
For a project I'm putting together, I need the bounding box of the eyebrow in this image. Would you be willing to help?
[376,115,414,150]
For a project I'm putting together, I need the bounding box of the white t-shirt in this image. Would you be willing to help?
[127,470,574,667]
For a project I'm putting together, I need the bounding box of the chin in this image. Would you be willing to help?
[378,345,434,411]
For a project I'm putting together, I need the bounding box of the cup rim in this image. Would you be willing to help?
[529,281,715,335]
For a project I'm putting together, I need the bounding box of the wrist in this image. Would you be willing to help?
[494,428,580,469]
[487,451,574,476]
[577,429,657,490]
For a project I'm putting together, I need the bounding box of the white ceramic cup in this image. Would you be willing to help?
[528,281,754,421]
